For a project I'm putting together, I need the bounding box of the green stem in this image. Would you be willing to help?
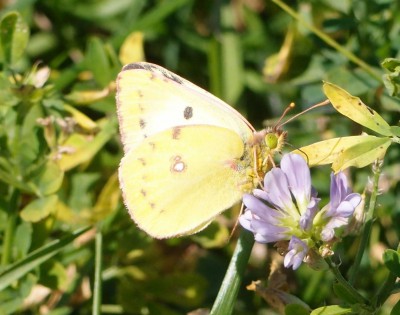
[1,189,20,266]
[210,229,254,315]
[349,160,382,285]
[208,36,222,98]
[271,0,382,82]
[326,257,368,305]
[93,226,103,315]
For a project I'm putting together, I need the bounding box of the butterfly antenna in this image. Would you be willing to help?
[286,143,310,165]
[274,102,295,129]
[277,99,330,129]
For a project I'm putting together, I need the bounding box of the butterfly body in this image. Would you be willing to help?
[116,62,283,238]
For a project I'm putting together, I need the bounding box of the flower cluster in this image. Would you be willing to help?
[240,153,361,270]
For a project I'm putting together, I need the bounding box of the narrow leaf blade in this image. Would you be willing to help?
[323,82,392,136]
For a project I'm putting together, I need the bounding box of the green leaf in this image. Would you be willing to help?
[39,260,68,290]
[220,5,243,105]
[333,282,364,304]
[0,227,90,291]
[285,304,310,315]
[391,299,400,315]
[221,31,243,105]
[128,0,191,31]
[0,273,37,315]
[381,58,400,72]
[382,58,400,97]
[0,11,29,66]
[14,221,32,260]
[0,157,32,192]
[311,305,353,315]
[323,82,393,137]
[0,72,18,107]
[31,161,64,197]
[390,126,400,137]
[20,195,58,222]
[383,249,400,278]
[86,37,112,87]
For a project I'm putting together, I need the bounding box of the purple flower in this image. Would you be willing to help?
[239,154,320,244]
[284,236,308,270]
[320,172,362,241]
[239,153,362,270]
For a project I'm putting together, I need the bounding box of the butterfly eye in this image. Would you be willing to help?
[265,132,279,150]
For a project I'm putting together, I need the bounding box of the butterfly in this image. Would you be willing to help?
[116,62,286,238]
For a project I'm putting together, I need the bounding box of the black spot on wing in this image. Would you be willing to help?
[122,63,152,71]
[184,106,193,119]
[122,62,184,84]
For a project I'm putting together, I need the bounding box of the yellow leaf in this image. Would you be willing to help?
[64,87,110,105]
[294,135,382,166]
[263,28,294,83]
[63,104,97,131]
[323,82,392,136]
[56,118,116,171]
[119,31,145,65]
[92,172,120,222]
[332,137,391,172]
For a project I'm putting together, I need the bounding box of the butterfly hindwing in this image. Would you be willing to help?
[119,125,251,238]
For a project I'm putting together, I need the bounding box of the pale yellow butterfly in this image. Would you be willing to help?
[116,62,285,238]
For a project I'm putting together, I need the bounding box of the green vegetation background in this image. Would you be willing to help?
[0,0,399,314]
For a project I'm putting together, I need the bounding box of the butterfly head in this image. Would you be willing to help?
[251,127,287,179]
[264,127,287,153]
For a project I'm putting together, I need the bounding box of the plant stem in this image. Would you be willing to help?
[349,160,382,285]
[93,225,103,315]
[1,189,20,266]
[271,0,382,82]
[208,36,222,98]
[326,256,368,304]
[210,229,254,315]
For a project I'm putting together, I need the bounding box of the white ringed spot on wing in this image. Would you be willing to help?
[170,155,186,173]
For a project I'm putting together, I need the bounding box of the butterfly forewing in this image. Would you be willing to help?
[116,62,254,153]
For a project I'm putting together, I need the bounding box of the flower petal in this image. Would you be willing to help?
[264,168,299,217]
[321,217,348,241]
[242,194,283,221]
[284,236,308,270]
[300,197,320,231]
[281,154,312,208]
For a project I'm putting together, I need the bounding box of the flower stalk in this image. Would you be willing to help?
[210,229,254,315]
[325,256,368,305]
[349,160,383,285]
